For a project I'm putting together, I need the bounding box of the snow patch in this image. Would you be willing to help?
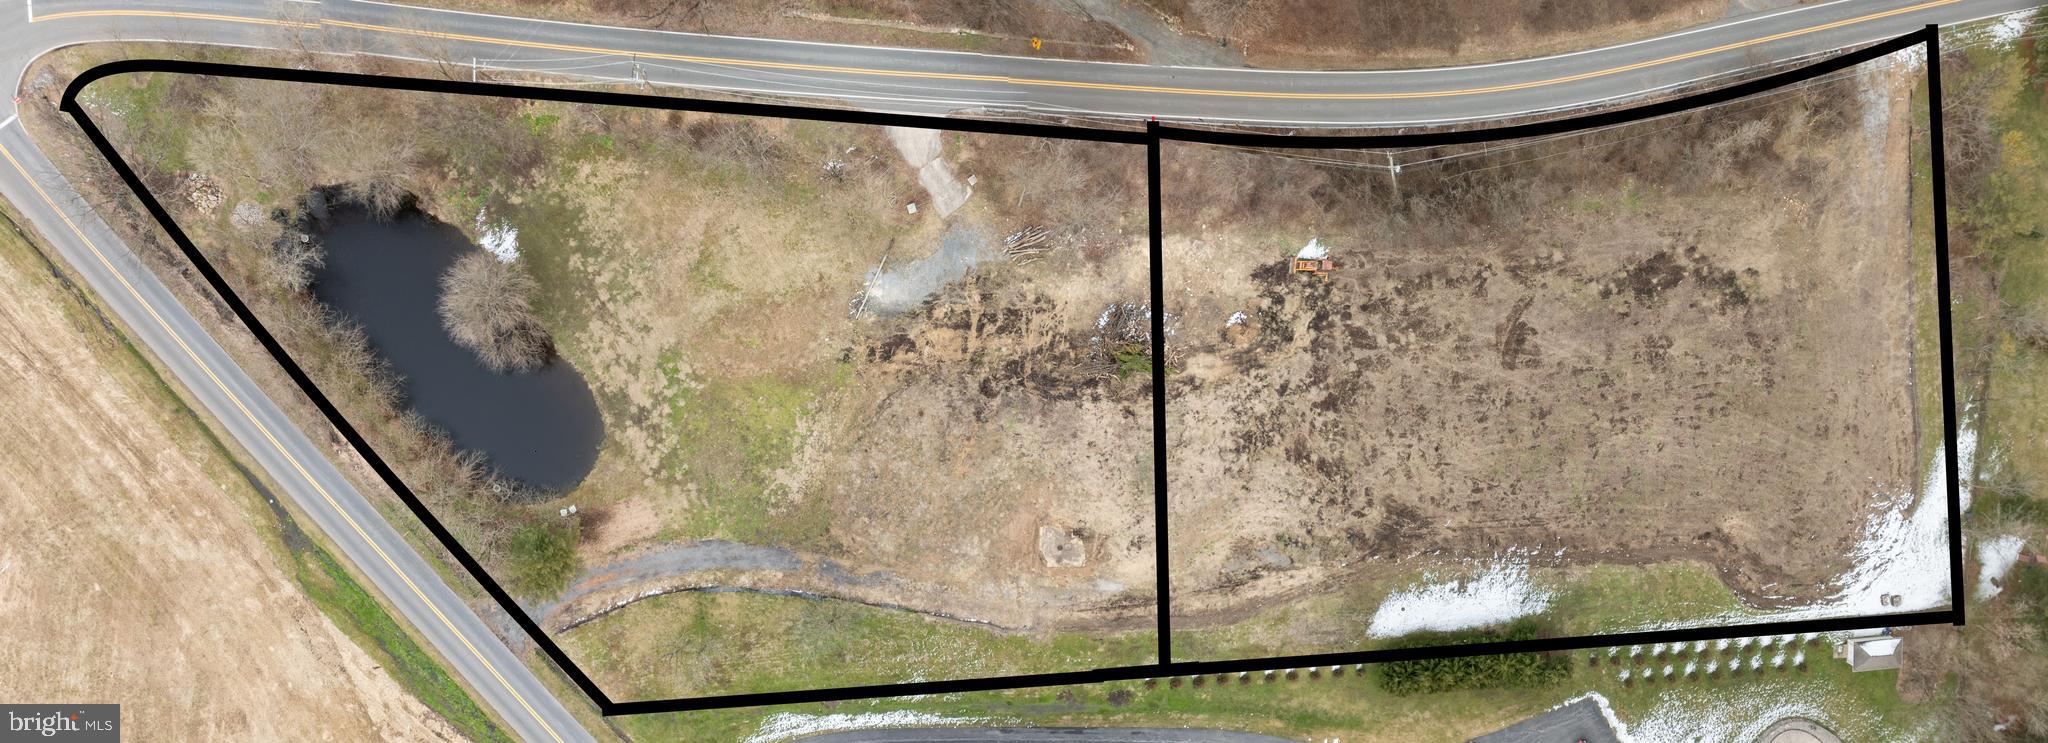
[1976,534,2026,600]
[1561,686,1844,743]
[474,207,520,263]
[1987,9,2035,45]
[744,711,989,743]
[1366,557,1551,638]
[1795,425,1974,612]
[1624,682,1841,743]
[1638,425,1975,630]
[1560,693,1634,740]
[1296,237,1328,260]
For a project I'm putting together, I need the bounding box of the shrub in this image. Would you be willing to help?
[1112,343,1152,377]
[505,520,579,598]
[262,231,325,293]
[342,178,412,221]
[1373,621,1571,696]
[438,252,553,373]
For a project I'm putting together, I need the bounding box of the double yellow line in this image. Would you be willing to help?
[0,135,566,743]
[36,0,1962,101]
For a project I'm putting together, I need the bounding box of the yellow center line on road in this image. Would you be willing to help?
[0,136,566,743]
[34,0,1959,101]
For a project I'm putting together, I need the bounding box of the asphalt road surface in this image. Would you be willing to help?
[1470,699,1624,743]
[0,1,2038,741]
[9,0,2041,126]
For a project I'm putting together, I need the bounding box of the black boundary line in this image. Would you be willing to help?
[1158,28,1924,148]
[52,28,1961,716]
[1146,118,1172,664]
[56,76,622,709]
[1927,26,1967,628]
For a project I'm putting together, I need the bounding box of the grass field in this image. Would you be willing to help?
[1175,562,1752,663]
[24,176,517,737]
[291,541,513,742]
[603,620,1930,741]
[562,590,1156,702]
[1964,32,2048,528]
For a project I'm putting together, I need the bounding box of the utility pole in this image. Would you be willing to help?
[1387,151,1401,200]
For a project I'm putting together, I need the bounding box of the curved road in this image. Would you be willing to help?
[0,1,2035,742]
[10,0,2037,126]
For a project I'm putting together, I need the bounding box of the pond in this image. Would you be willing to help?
[311,205,603,493]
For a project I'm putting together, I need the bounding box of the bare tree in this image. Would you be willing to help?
[437,253,553,373]
[265,0,328,62]
[623,0,710,30]
[701,120,780,171]
[261,232,325,293]
[341,179,412,221]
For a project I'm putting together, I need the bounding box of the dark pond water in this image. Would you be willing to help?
[311,206,603,493]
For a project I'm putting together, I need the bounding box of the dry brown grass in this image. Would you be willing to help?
[1149,0,1725,69]
[1162,63,1919,640]
[0,215,462,740]
[55,51,1162,646]
[1902,597,2048,740]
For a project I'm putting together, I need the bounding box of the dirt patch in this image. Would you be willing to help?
[0,218,460,740]
[1040,525,1090,567]
[1162,63,1920,641]
[886,126,975,218]
[865,224,996,314]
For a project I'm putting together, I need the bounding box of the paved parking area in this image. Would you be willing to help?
[1470,698,1622,743]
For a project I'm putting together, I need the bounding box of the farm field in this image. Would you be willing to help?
[0,202,491,740]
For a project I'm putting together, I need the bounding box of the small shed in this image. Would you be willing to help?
[1845,636,1902,672]
[1292,258,1334,276]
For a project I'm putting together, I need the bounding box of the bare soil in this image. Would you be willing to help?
[0,216,461,740]
[1161,63,1921,634]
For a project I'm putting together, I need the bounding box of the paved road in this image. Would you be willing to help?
[800,729,1295,743]
[9,0,2041,126]
[0,1,2038,742]
[1470,699,1623,743]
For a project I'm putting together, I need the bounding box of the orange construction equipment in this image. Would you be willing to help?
[1292,258,1335,277]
